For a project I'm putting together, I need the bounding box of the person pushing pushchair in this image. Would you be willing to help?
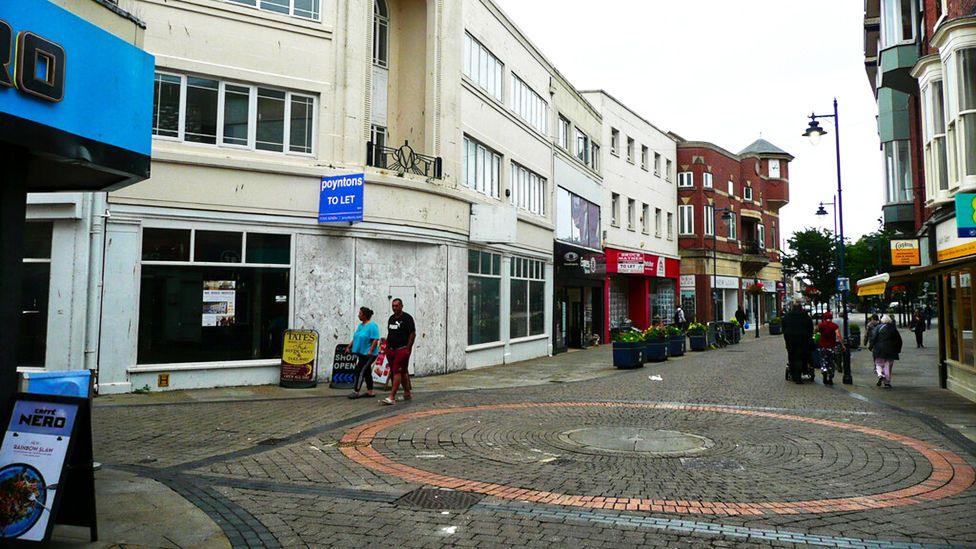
[782,301,814,384]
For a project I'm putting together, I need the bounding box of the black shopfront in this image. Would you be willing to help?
[553,242,605,353]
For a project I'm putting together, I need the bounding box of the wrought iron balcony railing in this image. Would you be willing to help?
[741,241,767,257]
[367,141,443,181]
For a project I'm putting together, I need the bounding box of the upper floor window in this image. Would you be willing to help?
[463,33,503,101]
[641,204,650,233]
[510,73,547,134]
[557,116,570,150]
[667,212,674,240]
[626,137,635,163]
[923,79,949,192]
[373,0,389,68]
[727,180,734,195]
[463,135,501,198]
[610,128,620,156]
[229,0,319,20]
[591,143,600,172]
[627,198,636,231]
[950,48,976,180]
[677,171,693,187]
[511,162,546,216]
[703,205,714,236]
[703,172,713,189]
[883,139,913,204]
[576,129,590,166]
[758,224,766,249]
[654,207,662,237]
[727,212,737,240]
[678,205,694,235]
[880,0,916,48]
[152,71,315,155]
[768,159,781,178]
[610,192,620,226]
[654,152,661,176]
[665,159,673,182]
[641,146,649,170]
[743,186,753,202]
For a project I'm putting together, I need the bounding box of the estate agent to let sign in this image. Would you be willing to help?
[279,330,319,388]
[890,239,921,266]
[318,173,365,223]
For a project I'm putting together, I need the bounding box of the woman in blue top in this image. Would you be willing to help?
[346,307,381,399]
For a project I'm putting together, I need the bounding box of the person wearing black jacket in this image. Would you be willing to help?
[782,301,814,384]
[869,315,902,388]
[735,307,747,333]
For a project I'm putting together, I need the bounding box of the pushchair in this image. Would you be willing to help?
[784,343,817,382]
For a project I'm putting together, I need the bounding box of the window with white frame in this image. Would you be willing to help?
[667,212,674,240]
[883,140,913,204]
[678,205,694,235]
[463,136,501,198]
[641,145,649,170]
[511,162,546,216]
[370,124,387,150]
[769,159,781,178]
[771,226,777,250]
[611,128,620,155]
[727,212,737,240]
[468,250,501,345]
[665,159,673,181]
[558,116,570,150]
[923,79,949,192]
[510,73,547,134]
[626,137,635,163]
[510,257,546,339]
[703,172,713,188]
[591,143,600,172]
[677,171,693,187]
[627,198,636,230]
[611,193,620,226]
[228,0,319,20]
[372,0,388,67]
[654,152,661,176]
[743,186,753,202]
[642,203,650,233]
[880,0,917,48]
[152,71,315,155]
[654,208,662,237]
[758,224,766,249]
[703,205,714,235]
[576,129,590,165]
[727,180,734,196]
[951,48,976,179]
[463,32,503,101]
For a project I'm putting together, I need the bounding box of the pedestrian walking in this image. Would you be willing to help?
[924,304,933,330]
[864,314,880,347]
[380,298,415,405]
[869,315,902,388]
[782,301,814,384]
[346,307,380,399]
[815,311,843,385]
[910,310,926,348]
[735,306,746,334]
[674,306,686,331]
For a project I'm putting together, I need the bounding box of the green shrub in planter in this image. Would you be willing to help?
[612,330,643,368]
[642,326,669,362]
[769,316,783,335]
[667,325,686,357]
[686,322,708,351]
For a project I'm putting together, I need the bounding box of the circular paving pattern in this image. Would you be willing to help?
[340,402,975,516]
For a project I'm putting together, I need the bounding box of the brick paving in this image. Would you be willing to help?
[92,335,976,547]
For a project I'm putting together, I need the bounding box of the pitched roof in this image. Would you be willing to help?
[738,138,793,158]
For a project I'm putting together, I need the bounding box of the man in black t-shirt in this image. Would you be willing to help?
[380,298,416,405]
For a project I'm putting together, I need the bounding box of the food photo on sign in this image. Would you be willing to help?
[202,281,236,326]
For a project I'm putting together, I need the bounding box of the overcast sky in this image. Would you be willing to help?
[494,0,884,244]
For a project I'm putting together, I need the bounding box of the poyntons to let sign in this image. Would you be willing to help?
[318,173,365,223]
[890,239,921,266]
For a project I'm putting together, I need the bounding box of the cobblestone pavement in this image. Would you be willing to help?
[92,334,976,548]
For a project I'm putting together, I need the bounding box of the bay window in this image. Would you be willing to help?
[923,79,949,193]
[468,250,501,345]
[152,71,315,155]
[957,48,976,179]
[880,0,916,48]
[510,257,545,339]
[883,140,913,203]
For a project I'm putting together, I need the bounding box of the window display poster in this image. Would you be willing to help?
[0,400,78,541]
[202,281,236,326]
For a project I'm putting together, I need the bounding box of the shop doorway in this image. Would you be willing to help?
[567,288,583,348]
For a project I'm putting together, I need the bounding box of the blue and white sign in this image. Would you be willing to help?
[836,277,850,292]
[956,193,976,238]
[318,173,365,223]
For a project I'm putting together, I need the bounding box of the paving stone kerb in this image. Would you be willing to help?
[340,401,975,516]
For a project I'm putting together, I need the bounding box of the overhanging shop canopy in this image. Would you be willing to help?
[856,273,889,296]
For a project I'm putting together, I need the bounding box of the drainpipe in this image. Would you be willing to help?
[83,192,109,391]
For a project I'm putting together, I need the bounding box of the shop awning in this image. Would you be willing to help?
[856,273,889,296]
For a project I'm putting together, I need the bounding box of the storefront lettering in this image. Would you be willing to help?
[0,19,66,102]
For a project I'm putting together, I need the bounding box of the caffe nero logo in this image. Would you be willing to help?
[0,20,66,103]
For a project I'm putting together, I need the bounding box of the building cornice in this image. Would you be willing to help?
[910,53,942,80]
[677,141,741,161]
[931,15,976,50]
[578,90,675,142]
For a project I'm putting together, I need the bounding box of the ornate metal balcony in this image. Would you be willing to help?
[741,241,770,273]
[367,141,443,181]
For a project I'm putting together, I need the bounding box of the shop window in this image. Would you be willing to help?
[609,278,629,328]
[945,271,974,366]
[138,229,292,364]
[556,187,601,248]
[510,257,545,339]
[19,222,53,367]
[681,291,696,323]
[652,279,676,325]
[468,250,501,345]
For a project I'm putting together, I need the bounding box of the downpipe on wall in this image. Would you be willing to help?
[83,192,109,392]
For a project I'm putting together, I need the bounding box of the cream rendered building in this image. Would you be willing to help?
[21,0,606,392]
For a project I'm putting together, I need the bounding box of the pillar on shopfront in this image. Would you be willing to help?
[628,277,650,329]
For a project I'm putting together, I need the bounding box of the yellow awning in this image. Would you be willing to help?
[856,273,889,296]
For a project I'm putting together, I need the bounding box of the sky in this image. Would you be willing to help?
[493,0,885,244]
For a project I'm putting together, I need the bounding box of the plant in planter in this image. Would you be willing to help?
[612,329,644,369]
[642,326,669,362]
[726,318,741,344]
[768,316,783,335]
[686,322,708,351]
[666,325,686,357]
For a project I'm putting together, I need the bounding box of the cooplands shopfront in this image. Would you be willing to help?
[935,215,976,401]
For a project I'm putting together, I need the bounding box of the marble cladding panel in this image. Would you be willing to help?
[446,244,469,373]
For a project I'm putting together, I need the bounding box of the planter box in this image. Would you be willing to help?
[612,341,643,369]
[721,323,737,343]
[731,328,742,344]
[644,340,669,362]
[668,334,686,357]
[688,333,707,351]
[769,324,782,335]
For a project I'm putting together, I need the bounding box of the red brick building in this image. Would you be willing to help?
[675,139,791,325]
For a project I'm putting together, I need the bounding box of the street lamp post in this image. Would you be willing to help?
[816,199,841,313]
[803,98,852,385]
[711,207,733,323]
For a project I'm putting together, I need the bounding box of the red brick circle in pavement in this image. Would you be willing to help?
[340,402,976,516]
